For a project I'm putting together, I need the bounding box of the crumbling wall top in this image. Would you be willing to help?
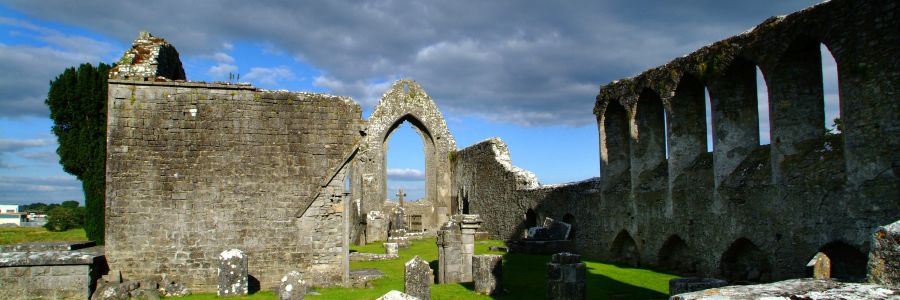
[110,31,186,81]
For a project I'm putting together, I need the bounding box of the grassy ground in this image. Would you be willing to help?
[174,239,677,300]
[0,226,87,244]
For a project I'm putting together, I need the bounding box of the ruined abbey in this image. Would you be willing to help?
[98,0,898,293]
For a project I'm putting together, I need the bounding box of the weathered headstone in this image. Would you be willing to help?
[279,271,307,300]
[547,252,586,300]
[217,249,248,296]
[807,252,831,279]
[868,219,900,288]
[367,211,389,244]
[668,277,729,296]
[392,202,407,231]
[473,255,503,295]
[376,290,420,300]
[384,242,399,256]
[405,256,433,300]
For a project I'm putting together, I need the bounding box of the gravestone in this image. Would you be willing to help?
[391,206,408,231]
[217,249,248,296]
[473,255,503,295]
[367,211,389,244]
[527,218,572,240]
[405,256,433,300]
[807,252,831,279]
[547,252,586,300]
[278,271,306,300]
[384,242,399,256]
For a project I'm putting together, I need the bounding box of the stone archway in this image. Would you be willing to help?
[354,80,456,239]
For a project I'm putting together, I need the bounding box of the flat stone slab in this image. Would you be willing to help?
[349,252,399,261]
[377,290,420,300]
[0,245,104,266]
[350,268,385,288]
[670,278,900,300]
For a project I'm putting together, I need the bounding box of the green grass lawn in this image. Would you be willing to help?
[174,239,677,300]
[0,226,87,244]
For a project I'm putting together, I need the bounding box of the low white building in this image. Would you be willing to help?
[0,204,25,226]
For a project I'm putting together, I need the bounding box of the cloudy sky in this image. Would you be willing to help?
[0,0,835,203]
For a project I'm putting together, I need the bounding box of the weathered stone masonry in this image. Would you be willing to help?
[456,0,899,283]
[105,34,362,291]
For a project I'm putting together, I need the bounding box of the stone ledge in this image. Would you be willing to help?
[0,245,104,267]
[0,241,95,252]
[670,278,900,300]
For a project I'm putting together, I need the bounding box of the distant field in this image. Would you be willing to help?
[0,227,88,245]
[176,239,677,300]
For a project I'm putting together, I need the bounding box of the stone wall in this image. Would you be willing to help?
[105,78,362,291]
[455,0,899,281]
[0,243,105,300]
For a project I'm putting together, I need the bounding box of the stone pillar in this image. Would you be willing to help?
[436,218,463,283]
[405,256,433,300]
[707,57,760,188]
[279,271,307,300]
[807,252,831,279]
[473,255,503,295]
[598,101,632,191]
[547,252,585,300]
[868,220,900,288]
[218,249,248,296]
[458,214,482,282]
[384,242,399,256]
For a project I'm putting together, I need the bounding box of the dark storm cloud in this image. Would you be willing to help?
[5,0,822,125]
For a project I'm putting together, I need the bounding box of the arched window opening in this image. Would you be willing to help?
[611,230,640,266]
[524,209,537,228]
[720,238,771,283]
[818,241,867,281]
[756,67,771,145]
[385,121,426,204]
[705,88,713,152]
[658,235,697,275]
[821,44,841,134]
[562,213,575,240]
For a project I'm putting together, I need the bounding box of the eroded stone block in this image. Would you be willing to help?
[547,252,585,300]
[473,255,503,295]
[278,271,306,300]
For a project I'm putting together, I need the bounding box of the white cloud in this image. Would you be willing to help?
[208,63,238,79]
[244,66,296,87]
[0,138,54,152]
[313,76,393,107]
[17,151,58,162]
[386,168,425,181]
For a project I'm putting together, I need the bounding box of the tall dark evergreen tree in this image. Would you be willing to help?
[46,63,111,244]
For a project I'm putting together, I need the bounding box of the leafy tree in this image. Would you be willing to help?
[60,200,80,209]
[46,63,111,243]
[44,205,84,232]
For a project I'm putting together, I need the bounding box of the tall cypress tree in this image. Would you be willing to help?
[46,63,111,244]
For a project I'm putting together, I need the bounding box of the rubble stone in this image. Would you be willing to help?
[868,219,900,288]
[670,278,900,300]
[547,252,585,300]
[668,278,728,296]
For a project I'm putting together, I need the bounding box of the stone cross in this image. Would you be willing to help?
[218,249,248,296]
[396,188,406,207]
[547,252,586,300]
[405,256,433,300]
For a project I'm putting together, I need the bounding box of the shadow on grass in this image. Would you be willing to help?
[491,253,669,300]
